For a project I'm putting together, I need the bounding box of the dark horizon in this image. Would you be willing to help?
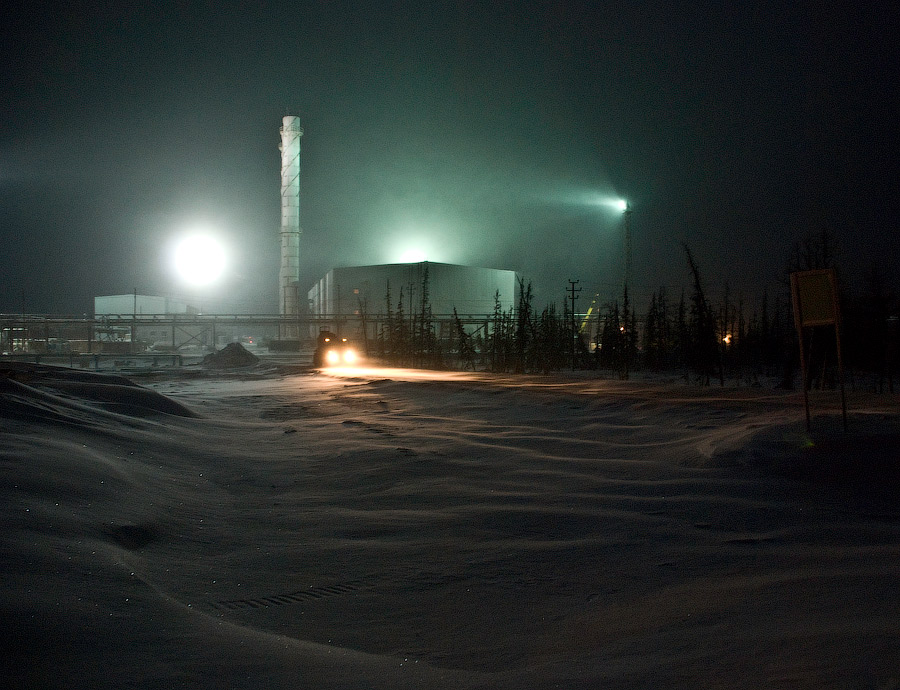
[2,1,898,315]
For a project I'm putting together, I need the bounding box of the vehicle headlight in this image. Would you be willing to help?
[325,349,340,365]
[343,349,357,364]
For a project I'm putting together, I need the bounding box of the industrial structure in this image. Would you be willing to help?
[94,294,196,318]
[93,294,211,350]
[278,115,303,318]
[307,261,518,345]
[277,116,520,350]
[308,261,516,320]
[1,117,524,365]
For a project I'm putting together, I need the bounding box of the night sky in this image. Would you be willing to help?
[2,1,897,315]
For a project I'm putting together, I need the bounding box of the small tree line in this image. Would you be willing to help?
[370,264,441,368]
[364,233,898,388]
[372,272,580,374]
[595,235,898,389]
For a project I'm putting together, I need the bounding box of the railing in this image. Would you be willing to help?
[0,311,533,359]
[0,352,183,369]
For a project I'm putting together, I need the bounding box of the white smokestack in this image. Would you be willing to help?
[279,116,303,316]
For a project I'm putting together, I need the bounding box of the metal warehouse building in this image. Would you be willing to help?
[307,262,518,319]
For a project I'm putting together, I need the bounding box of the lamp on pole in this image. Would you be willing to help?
[610,199,632,293]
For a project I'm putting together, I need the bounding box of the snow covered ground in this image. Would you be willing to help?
[2,361,900,689]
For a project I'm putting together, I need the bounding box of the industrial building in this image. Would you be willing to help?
[93,294,212,350]
[305,261,518,353]
[94,294,196,318]
[308,261,517,319]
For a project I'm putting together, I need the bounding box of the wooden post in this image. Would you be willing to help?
[790,268,847,432]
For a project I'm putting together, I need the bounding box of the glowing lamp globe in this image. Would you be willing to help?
[173,235,227,286]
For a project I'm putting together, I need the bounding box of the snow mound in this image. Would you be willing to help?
[723,413,900,495]
[0,363,198,423]
[202,342,260,369]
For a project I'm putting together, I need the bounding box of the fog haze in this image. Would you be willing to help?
[2,1,897,313]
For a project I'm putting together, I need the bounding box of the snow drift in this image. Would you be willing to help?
[2,363,899,689]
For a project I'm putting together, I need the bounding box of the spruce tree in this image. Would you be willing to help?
[683,243,717,385]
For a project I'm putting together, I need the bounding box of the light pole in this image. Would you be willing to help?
[567,279,581,370]
[609,198,632,293]
[624,201,633,293]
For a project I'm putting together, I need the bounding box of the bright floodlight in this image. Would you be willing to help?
[398,248,427,263]
[173,235,227,286]
[593,197,629,213]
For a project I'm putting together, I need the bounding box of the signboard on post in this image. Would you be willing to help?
[790,268,847,430]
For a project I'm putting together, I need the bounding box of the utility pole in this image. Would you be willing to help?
[132,287,138,356]
[20,289,26,354]
[567,279,582,370]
